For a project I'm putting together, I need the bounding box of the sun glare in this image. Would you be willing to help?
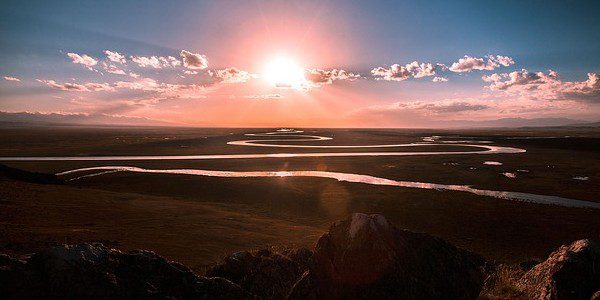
[263,57,306,89]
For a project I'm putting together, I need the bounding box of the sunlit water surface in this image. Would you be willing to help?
[2,129,597,209]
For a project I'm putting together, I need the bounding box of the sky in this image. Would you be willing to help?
[0,0,599,127]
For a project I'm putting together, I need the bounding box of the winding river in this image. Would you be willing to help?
[2,129,598,209]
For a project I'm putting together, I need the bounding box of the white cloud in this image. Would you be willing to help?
[130,55,182,68]
[130,56,161,68]
[101,62,127,75]
[104,50,126,64]
[244,94,283,99]
[159,56,181,67]
[371,61,436,81]
[114,78,210,99]
[67,53,98,70]
[305,69,361,86]
[180,50,208,70]
[3,76,20,82]
[432,76,448,82]
[483,69,600,103]
[37,79,114,92]
[449,55,514,73]
[114,78,161,91]
[396,100,490,113]
[208,67,257,83]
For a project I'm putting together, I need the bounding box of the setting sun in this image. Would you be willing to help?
[263,57,306,89]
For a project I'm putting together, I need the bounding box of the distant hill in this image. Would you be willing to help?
[564,121,600,127]
[0,111,175,127]
[0,164,63,184]
[444,117,592,128]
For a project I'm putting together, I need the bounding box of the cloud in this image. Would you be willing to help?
[160,56,181,67]
[101,62,127,75]
[3,76,20,82]
[396,100,490,113]
[114,78,210,99]
[208,67,257,83]
[305,69,360,86]
[483,69,600,103]
[67,53,98,69]
[130,56,160,68]
[432,76,448,82]
[183,70,198,75]
[37,79,114,92]
[371,61,436,81]
[347,99,495,128]
[130,55,180,68]
[244,94,283,99]
[482,69,558,90]
[104,50,126,64]
[449,55,514,72]
[180,50,208,70]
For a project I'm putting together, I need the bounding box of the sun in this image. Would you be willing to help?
[263,57,306,89]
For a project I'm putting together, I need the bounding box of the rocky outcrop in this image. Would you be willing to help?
[517,239,600,299]
[2,215,598,300]
[289,213,486,299]
[206,248,312,299]
[0,243,250,300]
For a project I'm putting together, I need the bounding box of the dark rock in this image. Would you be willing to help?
[519,259,541,271]
[518,239,600,300]
[206,247,312,299]
[0,243,250,300]
[290,213,486,299]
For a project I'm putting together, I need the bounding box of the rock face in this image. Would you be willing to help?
[206,248,312,299]
[518,239,600,299]
[289,213,486,299]
[2,215,597,300]
[0,243,250,300]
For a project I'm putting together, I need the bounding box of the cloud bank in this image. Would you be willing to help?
[483,69,600,103]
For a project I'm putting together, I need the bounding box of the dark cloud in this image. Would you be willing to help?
[180,50,208,70]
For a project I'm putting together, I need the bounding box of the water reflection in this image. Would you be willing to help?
[58,166,600,209]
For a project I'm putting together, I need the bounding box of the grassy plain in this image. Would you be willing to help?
[1,125,598,272]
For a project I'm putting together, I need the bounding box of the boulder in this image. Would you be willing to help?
[0,243,250,300]
[518,239,600,299]
[290,213,486,299]
[206,247,312,299]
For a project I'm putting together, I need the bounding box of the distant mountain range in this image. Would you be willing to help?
[442,117,598,128]
[0,111,175,127]
[0,111,597,128]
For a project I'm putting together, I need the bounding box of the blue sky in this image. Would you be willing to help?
[1,0,599,126]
